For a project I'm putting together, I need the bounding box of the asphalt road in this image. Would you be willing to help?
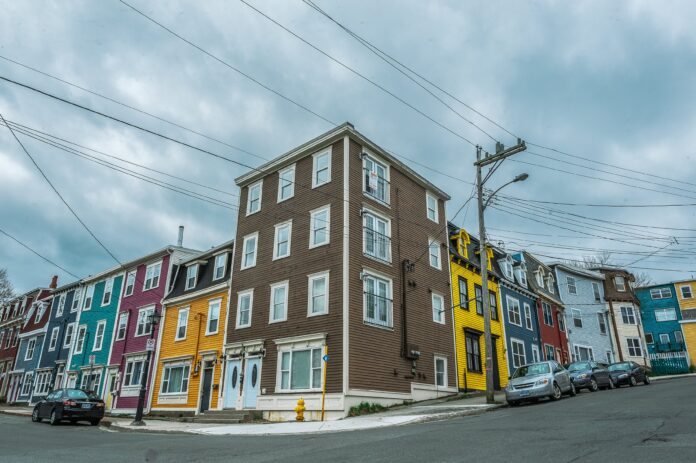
[1,377,695,463]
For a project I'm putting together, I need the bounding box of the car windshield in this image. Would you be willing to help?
[568,362,591,372]
[66,389,99,400]
[513,363,550,378]
[609,363,632,372]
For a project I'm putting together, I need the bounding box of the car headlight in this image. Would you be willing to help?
[577,373,588,379]
[535,378,549,386]
[619,374,628,379]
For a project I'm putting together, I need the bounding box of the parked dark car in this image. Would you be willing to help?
[608,361,651,387]
[31,388,105,426]
[565,361,614,391]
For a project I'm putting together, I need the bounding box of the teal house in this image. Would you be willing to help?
[66,266,124,397]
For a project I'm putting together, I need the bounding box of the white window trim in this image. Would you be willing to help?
[236,289,254,329]
[56,295,65,317]
[426,192,439,223]
[531,344,541,363]
[83,285,94,310]
[362,269,394,329]
[48,326,59,351]
[123,356,147,388]
[143,261,163,291]
[275,342,325,393]
[124,271,136,297]
[307,271,330,317]
[523,303,533,330]
[135,306,156,337]
[21,372,33,396]
[93,320,107,351]
[273,220,293,261]
[434,355,448,387]
[311,148,332,188]
[185,264,199,291]
[621,306,637,325]
[615,276,626,292]
[658,333,670,344]
[626,337,643,357]
[362,152,390,205]
[506,296,522,327]
[159,361,192,395]
[63,323,76,349]
[362,208,392,263]
[510,338,527,368]
[428,238,442,270]
[309,205,331,249]
[116,312,128,341]
[102,278,114,306]
[71,289,81,312]
[213,253,228,281]
[573,344,595,362]
[206,298,222,335]
[74,325,87,354]
[175,307,190,341]
[246,180,263,216]
[432,292,445,324]
[240,232,259,270]
[566,276,577,295]
[681,285,693,299]
[269,281,289,324]
[25,338,36,361]
[655,307,677,322]
[277,164,296,203]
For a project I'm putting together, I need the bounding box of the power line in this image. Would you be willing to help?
[0,227,81,280]
[492,197,696,209]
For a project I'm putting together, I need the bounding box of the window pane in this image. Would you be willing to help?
[290,351,310,390]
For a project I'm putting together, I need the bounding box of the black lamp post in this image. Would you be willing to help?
[131,311,162,426]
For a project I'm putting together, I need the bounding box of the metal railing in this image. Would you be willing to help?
[363,292,392,328]
[653,342,686,353]
[364,227,391,262]
[363,168,390,203]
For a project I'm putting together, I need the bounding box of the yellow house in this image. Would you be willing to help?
[150,241,233,415]
[675,279,696,368]
[449,226,508,391]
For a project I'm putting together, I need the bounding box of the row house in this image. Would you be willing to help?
[151,240,233,416]
[552,264,615,363]
[449,226,509,392]
[107,245,198,414]
[522,252,570,364]
[675,279,696,369]
[592,267,650,367]
[494,249,543,372]
[225,123,456,421]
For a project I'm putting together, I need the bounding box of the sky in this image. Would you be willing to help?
[1,0,696,293]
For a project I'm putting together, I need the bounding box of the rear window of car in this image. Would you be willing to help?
[608,363,631,371]
[568,362,591,371]
[66,390,90,400]
[513,363,550,378]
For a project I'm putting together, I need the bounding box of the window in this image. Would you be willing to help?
[645,333,654,344]
[124,357,145,387]
[277,164,295,202]
[621,306,637,325]
[21,372,33,396]
[4,328,11,348]
[175,308,189,340]
[542,302,553,326]
[71,288,81,312]
[312,149,331,188]
[426,192,438,223]
[592,282,602,302]
[465,332,482,373]
[573,345,594,362]
[308,272,329,316]
[279,347,323,391]
[34,303,45,323]
[213,253,227,280]
[558,312,566,332]
[160,362,191,394]
[246,180,262,215]
[475,285,483,315]
[236,290,253,329]
[25,338,36,360]
[363,273,392,328]
[83,285,94,310]
[650,287,672,299]
[74,325,87,354]
[572,309,582,328]
[659,333,670,344]
[544,344,555,361]
[428,239,441,269]
[93,320,106,351]
[80,372,101,393]
[56,295,65,317]
[681,286,693,299]
[363,154,389,203]
[11,328,17,347]
[507,296,522,326]
[135,306,155,336]
[116,312,128,340]
[524,303,533,330]
[626,338,642,357]
[185,264,198,290]
[606,351,614,363]
[458,277,468,310]
[241,233,259,270]
[363,211,391,262]
[598,313,607,335]
[434,356,447,387]
[614,276,626,292]
[267,281,287,324]
[0,331,5,350]
[518,265,528,287]
[102,278,113,306]
[547,276,555,294]
[273,221,292,260]
[63,323,75,349]
[566,276,577,295]
[33,371,51,396]
[124,271,136,297]
[511,339,526,368]
[535,271,544,287]
[490,292,498,321]
[144,262,162,291]
[655,308,677,322]
[531,345,541,363]
[432,292,445,324]
[500,257,514,280]
[309,206,330,248]
[206,299,221,334]
[675,330,684,344]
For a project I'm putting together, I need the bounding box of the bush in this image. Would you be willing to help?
[348,402,386,417]
[690,364,696,374]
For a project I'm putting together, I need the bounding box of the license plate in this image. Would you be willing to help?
[520,391,530,397]
[81,403,92,409]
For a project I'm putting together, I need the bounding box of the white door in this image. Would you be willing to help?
[531,345,540,363]
[243,357,261,409]
[223,359,241,409]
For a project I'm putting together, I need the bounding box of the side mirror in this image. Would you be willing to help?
[508,376,511,380]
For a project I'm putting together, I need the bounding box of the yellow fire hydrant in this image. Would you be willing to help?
[295,398,305,422]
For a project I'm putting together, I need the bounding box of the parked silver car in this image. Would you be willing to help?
[505,360,576,406]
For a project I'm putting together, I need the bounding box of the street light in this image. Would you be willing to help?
[131,311,162,426]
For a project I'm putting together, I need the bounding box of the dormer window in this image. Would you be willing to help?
[516,263,528,288]
[547,275,555,294]
[213,253,227,281]
[186,264,199,290]
[501,256,513,280]
[614,276,626,292]
[536,270,544,287]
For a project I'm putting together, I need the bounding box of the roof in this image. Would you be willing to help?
[234,122,451,200]
[549,262,605,281]
[53,279,82,293]
[177,239,234,266]
[522,252,564,306]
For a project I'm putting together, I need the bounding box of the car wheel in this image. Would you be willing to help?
[90,419,101,426]
[629,376,637,387]
[31,408,42,423]
[550,383,562,401]
[644,375,651,385]
[49,410,60,426]
[569,383,577,397]
[589,378,598,392]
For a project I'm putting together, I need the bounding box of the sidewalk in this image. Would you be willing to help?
[651,372,696,382]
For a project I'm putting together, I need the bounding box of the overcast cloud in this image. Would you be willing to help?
[1,0,695,292]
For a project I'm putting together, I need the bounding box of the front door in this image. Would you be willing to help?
[199,362,214,413]
[104,371,117,410]
[491,339,501,391]
[243,357,261,409]
[223,359,241,409]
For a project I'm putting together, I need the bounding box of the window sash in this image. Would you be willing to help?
[432,293,445,324]
[364,275,392,327]
[543,303,554,326]
[280,348,323,391]
[185,265,198,290]
[363,157,389,203]
[310,208,329,247]
[621,307,636,325]
[274,223,291,259]
[363,214,390,261]
[566,277,577,294]
[75,326,87,353]
[426,194,438,222]
[627,338,642,357]
[136,307,155,336]
[102,279,113,305]
[63,324,75,348]
[597,313,607,334]
[507,298,521,326]
[511,340,526,368]
[313,152,330,187]
[465,333,481,372]
[523,304,533,330]
[237,292,253,328]
[458,278,468,310]
[176,309,189,340]
[207,300,221,333]
[247,182,262,214]
[93,322,106,350]
[655,308,677,322]
[144,263,161,290]
[242,235,258,269]
[435,357,446,387]
[116,313,128,340]
[682,286,693,299]
[161,364,190,394]
[572,309,583,328]
[592,282,602,302]
[213,254,227,280]
[25,339,36,360]
[124,359,145,387]
[125,272,136,296]
[278,166,295,201]
[428,240,441,269]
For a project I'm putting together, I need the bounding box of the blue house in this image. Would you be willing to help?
[494,249,542,372]
[35,280,82,400]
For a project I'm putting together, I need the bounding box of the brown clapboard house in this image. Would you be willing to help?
[223,122,456,420]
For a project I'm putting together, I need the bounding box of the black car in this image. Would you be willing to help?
[565,361,614,391]
[608,361,651,387]
[31,388,105,426]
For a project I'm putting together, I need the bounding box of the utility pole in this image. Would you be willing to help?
[475,139,527,404]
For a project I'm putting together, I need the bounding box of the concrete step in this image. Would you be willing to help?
[187,417,244,424]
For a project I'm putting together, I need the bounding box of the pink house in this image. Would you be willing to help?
[106,245,198,414]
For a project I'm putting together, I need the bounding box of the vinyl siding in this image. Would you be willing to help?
[680,322,696,367]
[676,281,696,310]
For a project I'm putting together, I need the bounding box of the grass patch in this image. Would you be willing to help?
[348,402,386,417]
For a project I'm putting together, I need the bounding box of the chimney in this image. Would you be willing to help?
[49,275,58,289]
[177,225,184,247]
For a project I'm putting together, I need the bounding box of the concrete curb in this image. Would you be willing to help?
[651,373,696,382]
[0,408,31,417]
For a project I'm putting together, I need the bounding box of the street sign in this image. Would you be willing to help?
[146,338,156,352]
[322,354,329,362]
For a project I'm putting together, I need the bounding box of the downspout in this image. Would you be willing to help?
[604,310,616,362]
[401,260,409,358]
[608,300,624,361]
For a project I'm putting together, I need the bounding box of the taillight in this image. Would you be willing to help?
[96,403,104,408]
[63,400,77,407]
